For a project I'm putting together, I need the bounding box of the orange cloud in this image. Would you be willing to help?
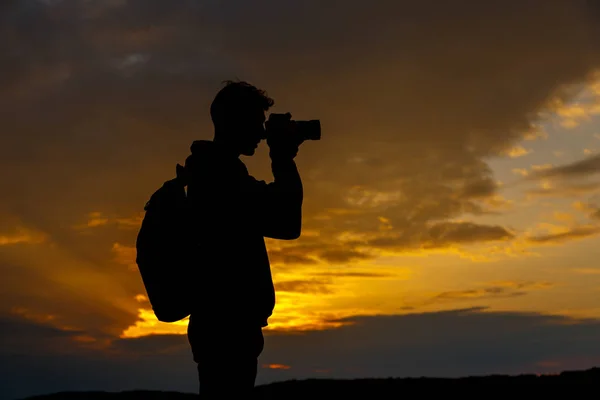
[0,227,46,246]
[504,146,532,158]
[554,82,600,129]
[73,212,144,231]
[274,279,334,295]
[112,243,137,271]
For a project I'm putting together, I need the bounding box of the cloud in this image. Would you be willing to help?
[73,212,144,231]
[433,287,520,301]
[315,271,396,279]
[268,219,515,267]
[503,145,532,158]
[2,0,599,255]
[512,168,529,177]
[0,248,142,340]
[531,154,600,180]
[0,0,600,356]
[0,314,87,354]
[81,212,109,228]
[0,228,46,246]
[272,266,406,295]
[573,200,600,220]
[522,154,600,200]
[110,332,190,356]
[572,268,600,275]
[411,281,553,307]
[554,85,600,128]
[7,307,600,399]
[532,164,554,172]
[0,316,198,399]
[523,125,549,141]
[258,308,600,382]
[526,225,600,244]
[274,279,334,295]
[112,242,137,271]
[420,221,514,247]
[526,182,600,199]
[319,249,374,263]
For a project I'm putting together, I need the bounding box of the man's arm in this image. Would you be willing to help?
[243,156,303,240]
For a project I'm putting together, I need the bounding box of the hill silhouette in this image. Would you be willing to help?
[20,366,600,399]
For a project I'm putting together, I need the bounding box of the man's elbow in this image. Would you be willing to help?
[284,215,302,239]
[275,226,301,240]
[284,228,301,240]
[266,224,301,240]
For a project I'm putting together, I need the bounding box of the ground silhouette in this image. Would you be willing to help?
[20,366,600,399]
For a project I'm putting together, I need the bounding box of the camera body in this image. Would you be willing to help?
[265,112,321,142]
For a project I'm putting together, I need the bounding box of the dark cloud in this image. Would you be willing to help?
[2,0,599,251]
[318,249,373,263]
[526,226,600,244]
[523,154,600,202]
[0,315,197,399]
[430,282,551,302]
[436,288,526,301]
[526,182,600,199]
[0,315,86,355]
[266,247,319,266]
[404,281,553,308]
[268,220,514,266]
[267,240,375,266]
[531,154,600,180]
[5,308,600,399]
[259,308,600,381]
[109,333,190,356]
[421,221,514,247]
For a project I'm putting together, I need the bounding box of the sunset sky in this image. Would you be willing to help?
[3,1,600,398]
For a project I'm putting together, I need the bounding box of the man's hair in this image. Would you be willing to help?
[210,80,274,127]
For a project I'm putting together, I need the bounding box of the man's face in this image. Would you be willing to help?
[234,108,266,156]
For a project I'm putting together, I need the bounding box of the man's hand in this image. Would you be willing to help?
[267,113,301,161]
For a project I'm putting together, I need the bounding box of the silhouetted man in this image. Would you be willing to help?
[182,81,303,397]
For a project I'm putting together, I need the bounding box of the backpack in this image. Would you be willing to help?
[135,177,193,323]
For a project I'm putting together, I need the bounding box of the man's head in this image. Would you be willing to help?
[210,80,274,156]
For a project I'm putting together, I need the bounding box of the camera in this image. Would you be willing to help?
[265,112,321,142]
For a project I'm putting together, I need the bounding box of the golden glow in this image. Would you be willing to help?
[112,243,137,271]
[120,266,412,337]
[505,145,531,158]
[121,308,189,338]
[263,364,291,370]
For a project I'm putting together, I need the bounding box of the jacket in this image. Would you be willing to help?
[185,140,303,327]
